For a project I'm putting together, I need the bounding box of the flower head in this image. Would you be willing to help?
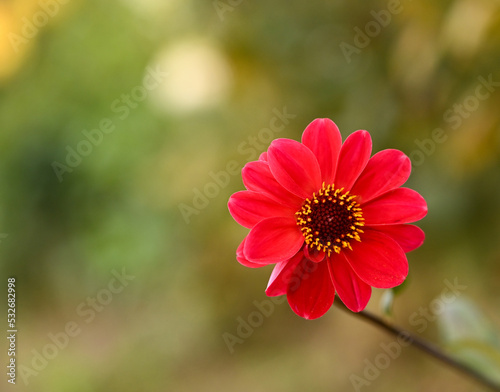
[228,119,427,319]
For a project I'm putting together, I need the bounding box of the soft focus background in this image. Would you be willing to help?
[1,0,500,391]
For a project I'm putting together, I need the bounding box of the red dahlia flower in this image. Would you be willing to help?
[228,119,427,319]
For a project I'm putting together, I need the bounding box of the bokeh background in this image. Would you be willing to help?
[1,0,500,391]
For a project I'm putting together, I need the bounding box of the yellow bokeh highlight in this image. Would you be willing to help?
[0,0,75,83]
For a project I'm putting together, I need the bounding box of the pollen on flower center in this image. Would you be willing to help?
[295,183,364,256]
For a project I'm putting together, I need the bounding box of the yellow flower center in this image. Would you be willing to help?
[295,183,364,256]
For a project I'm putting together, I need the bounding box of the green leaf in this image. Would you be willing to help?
[437,296,500,384]
[448,340,500,383]
[380,289,394,317]
[438,296,499,345]
[379,278,410,317]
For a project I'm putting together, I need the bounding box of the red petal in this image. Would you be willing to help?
[335,130,372,191]
[228,191,295,229]
[328,253,372,312]
[286,258,335,319]
[374,224,425,252]
[244,217,304,263]
[266,252,304,296]
[268,138,322,199]
[301,118,342,185]
[259,152,267,161]
[362,187,428,225]
[303,245,326,263]
[343,229,408,289]
[351,149,411,204]
[242,161,303,209]
[236,238,268,268]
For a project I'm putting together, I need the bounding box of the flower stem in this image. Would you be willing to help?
[334,301,500,391]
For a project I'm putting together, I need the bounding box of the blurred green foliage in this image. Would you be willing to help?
[0,0,499,391]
